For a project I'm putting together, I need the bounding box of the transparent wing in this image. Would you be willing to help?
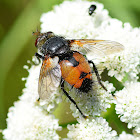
[69,39,124,57]
[38,57,61,100]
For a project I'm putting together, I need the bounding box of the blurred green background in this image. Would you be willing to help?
[0,0,140,139]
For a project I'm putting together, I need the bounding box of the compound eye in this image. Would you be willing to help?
[35,38,38,47]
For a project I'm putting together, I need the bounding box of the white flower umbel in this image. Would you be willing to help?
[3,99,61,140]
[64,117,117,140]
[118,131,140,140]
[41,0,109,39]
[95,20,140,82]
[115,82,140,133]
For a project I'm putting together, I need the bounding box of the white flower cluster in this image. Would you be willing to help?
[3,98,61,140]
[118,131,140,140]
[3,0,140,139]
[115,82,140,133]
[64,117,117,140]
[41,0,109,39]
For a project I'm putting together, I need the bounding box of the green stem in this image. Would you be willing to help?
[102,104,132,135]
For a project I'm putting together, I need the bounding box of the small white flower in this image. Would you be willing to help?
[118,131,140,140]
[64,117,117,140]
[3,99,61,140]
[115,82,140,133]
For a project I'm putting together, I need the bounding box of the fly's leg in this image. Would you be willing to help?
[88,60,107,91]
[61,78,87,119]
[34,53,45,65]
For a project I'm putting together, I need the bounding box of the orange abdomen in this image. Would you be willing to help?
[59,52,92,92]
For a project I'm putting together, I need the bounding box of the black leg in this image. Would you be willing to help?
[33,53,45,65]
[61,78,87,119]
[88,60,107,91]
[35,53,45,60]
